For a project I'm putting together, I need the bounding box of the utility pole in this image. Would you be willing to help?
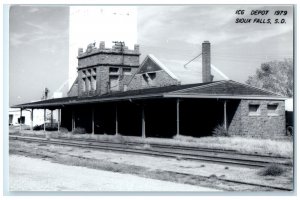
[42,87,49,100]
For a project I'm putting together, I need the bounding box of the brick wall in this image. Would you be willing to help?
[227,100,242,135]
[98,67,109,95]
[121,68,138,91]
[67,82,78,97]
[127,70,180,90]
[228,99,286,138]
[78,54,139,69]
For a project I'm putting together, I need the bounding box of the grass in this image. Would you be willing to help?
[142,144,151,150]
[10,128,293,158]
[172,135,292,158]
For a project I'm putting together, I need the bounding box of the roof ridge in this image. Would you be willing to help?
[167,80,227,94]
[147,54,180,81]
[67,76,78,96]
[228,80,284,97]
[126,54,151,87]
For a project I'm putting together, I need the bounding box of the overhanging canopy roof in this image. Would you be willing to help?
[12,80,286,109]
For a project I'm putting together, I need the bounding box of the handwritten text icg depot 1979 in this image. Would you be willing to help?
[235,9,288,24]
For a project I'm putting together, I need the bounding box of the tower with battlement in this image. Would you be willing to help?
[68,41,140,97]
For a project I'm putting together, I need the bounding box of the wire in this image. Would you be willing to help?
[183,53,202,68]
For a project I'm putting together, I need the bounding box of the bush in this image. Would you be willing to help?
[212,124,229,137]
[72,127,86,134]
[33,124,42,131]
[258,164,285,176]
[33,123,58,131]
[59,127,69,133]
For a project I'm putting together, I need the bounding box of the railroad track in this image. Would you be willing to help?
[59,136,290,160]
[10,133,290,159]
[9,135,290,169]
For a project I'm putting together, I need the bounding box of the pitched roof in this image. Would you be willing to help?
[12,80,285,109]
[138,54,179,81]
[167,80,281,96]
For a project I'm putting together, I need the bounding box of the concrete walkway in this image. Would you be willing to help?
[9,155,218,192]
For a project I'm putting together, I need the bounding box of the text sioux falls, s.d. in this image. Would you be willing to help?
[235,9,288,24]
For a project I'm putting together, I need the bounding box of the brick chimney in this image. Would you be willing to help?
[202,41,213,82]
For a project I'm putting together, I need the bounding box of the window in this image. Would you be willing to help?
[267,104,279,116]
[82,70,86,77]
[91,76,97,91]
[9,114,13,124]
[87,69,91,76]
[18,116,25,124]
[92,68,97,75]
[148,72,156,80]
[109,67,119,73]
[82,78,86,91]
[87,77,91,91]
[81,68,97,93]
[249,104,260,115]
[142,73,156,86]
[123,68,132,75]
[109,75,119,91]
[142,74,149,81]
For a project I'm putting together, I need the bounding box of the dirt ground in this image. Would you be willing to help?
[9,139,293,192]
[10,155,219,192]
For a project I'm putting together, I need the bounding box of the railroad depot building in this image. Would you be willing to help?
[13,41,286,138]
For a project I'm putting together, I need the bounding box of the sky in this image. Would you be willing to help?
[68,6,137,89]
[9,5,294,106]
[137,5,293,84]
[9,6,69,106]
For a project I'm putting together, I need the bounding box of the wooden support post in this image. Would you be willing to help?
[115,105,118,135]
[19,108,22,131]
[58,109,61,132]
[30,109,33,131]
[50,110,53,128]
[224,100,227,131]
[43,109,46,132]
[176,99,180,136]
[92,107,95,135]
[142,105,146,138]
[72,111,75,132]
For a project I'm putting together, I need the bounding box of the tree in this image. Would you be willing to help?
[246,59,293,97]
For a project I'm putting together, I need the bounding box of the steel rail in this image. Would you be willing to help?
[10,133,291,159]
[10,135,289,168]
[68,137,290,160]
